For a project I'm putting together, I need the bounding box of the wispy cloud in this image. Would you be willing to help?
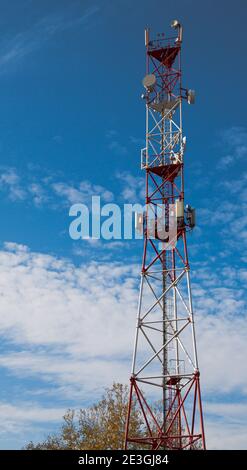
[0,5,99,72]
[52,180,113,205]
[197,169,247,253]
[217,127,247,169]
[205,401,247,449]
[29,183,49,207]
[0,168,26,201]
[116,171,145,202]
[130,135,145,146]
[0,166,113,207]
[0,400,66,443]
[106,131,145,157]
[106,130,128,156]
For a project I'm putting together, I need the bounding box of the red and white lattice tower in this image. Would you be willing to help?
[125,20,206,450]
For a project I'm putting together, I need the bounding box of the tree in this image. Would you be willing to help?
[25,383,143,450]
[25,383,202,450]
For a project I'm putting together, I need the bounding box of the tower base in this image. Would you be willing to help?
[125,372,206,450]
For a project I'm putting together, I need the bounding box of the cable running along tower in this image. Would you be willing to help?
[125,20,206,450]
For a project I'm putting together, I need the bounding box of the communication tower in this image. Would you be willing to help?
[125,20,206,450]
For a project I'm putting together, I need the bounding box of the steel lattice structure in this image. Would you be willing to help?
[125,21,206,450]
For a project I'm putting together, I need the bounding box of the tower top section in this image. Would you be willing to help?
[141,21,195,170]
[145,20,183,68]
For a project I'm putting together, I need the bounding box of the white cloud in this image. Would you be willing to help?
[0,242,246,448]
[0,166,114,208]
[52,180,113,205]
[116,171,145,202]
[204,400,247,449]
[0,401,64,426]
[206,418,247,450]
[29,183,49,206]
[0,242,137,359]
[0,401,66,446]
[0,168,26,201]
[4,241,29,253]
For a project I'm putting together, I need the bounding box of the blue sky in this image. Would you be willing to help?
[0,0,246,449]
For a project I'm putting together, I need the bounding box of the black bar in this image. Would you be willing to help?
[0,450,245,468]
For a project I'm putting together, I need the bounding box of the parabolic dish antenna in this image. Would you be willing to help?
[142,74,156,91]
